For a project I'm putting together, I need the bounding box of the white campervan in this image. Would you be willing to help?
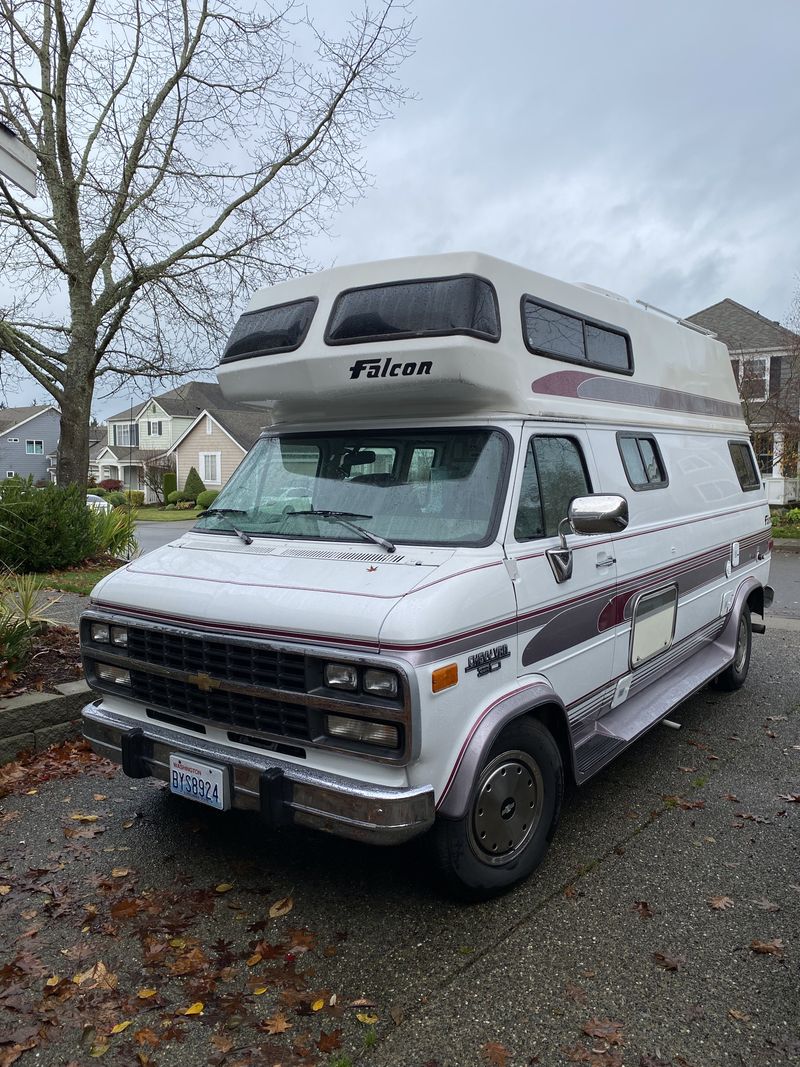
[81,253,773,895]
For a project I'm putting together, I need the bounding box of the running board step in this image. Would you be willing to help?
[573,635,734,784]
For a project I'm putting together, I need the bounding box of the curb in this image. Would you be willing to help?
[773,538,800,554]
[0,679,96,765]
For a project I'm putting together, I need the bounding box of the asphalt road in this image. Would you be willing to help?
[2,636,798,1065]
[769,550,800,618]
[134,519,196,556]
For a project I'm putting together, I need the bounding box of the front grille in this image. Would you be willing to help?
[126,628,306,691]
[130,670,312,740]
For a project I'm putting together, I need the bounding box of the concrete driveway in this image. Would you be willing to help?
[134,519,196,556]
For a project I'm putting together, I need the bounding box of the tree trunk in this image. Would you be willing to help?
[56,372,94,487]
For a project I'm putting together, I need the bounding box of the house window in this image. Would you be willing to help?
[751,432,774,475]
[113,422,139,447]
[5,471,15,478]
[147,420,163,436]
[738,357,768,402]
[25,440,44,455]
[200,451,221,485]
[6,437,19,443]
[206,416,213,435]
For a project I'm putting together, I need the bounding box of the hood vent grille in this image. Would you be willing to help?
[276,548,406,563]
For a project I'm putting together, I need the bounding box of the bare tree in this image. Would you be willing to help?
[0,0,413,485]
[139,449,175,505]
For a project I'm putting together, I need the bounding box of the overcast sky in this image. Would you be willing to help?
[4,0,800,417]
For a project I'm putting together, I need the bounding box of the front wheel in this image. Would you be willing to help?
[432,717,563,898]
[713,605,752,691]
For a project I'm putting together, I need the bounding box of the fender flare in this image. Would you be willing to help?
[719,576,763,663]
[436,679,570,821]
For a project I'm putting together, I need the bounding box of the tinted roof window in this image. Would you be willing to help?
[523,303,584,361]
[326,275,500,344]
[585,322,631,370]
[222,298,317,363]
[522,297,633,373]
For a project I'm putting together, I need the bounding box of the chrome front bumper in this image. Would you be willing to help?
[82,703,435,845]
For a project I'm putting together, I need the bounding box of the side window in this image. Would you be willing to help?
[728,441,761,491]
[514,436,591,540]
[618,434,667,490]
[522,297,632,373]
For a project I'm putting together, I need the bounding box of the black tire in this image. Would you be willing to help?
[713,605,752,691]
[432,717,563,899]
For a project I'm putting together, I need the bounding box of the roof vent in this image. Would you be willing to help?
[575,283,630,303]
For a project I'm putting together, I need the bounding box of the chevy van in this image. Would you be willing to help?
[81,253,773,895]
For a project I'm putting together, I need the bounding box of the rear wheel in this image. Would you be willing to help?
[713,605,752,691]
[432,717,563,898]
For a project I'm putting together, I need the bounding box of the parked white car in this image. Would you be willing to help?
[86,493,112,513]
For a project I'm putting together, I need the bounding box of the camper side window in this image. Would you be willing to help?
[522,297,632,373]
[514,436,591,541]
[728,441,761,491]
[618,434,668,490]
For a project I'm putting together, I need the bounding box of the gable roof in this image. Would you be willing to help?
[0,404,59,436]
[686,299,798,352]
[166,406,267,456]
[106,381,227,422]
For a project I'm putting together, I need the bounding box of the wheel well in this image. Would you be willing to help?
[527,702,575,791]
[746,586,764,618]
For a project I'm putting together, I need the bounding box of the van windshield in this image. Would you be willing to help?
[193,428,510,547]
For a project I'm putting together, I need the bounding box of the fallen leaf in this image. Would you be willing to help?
[133,1029,160,1048]
[246,953,262,967]
[481,1040,509,1067]
[728,1008,751,1022]
[565,982,587,1004]
[777,793,800,803]
[177,1001,204,1015]
[137,988,157,999]
[214,882,234,893]
[653,951,685,971]
[210,1034,234,1054]
[89,1044,110,1057]
[721,792,739,802]
[269,895,293,918]
[45,975,61,987]
[356,1012,379,1024]
[311,998,325,1012]
[253,985,268,996]
[0,885,11,895]
[110,1021,132,1034]
[69,813,99,822]
[317,1028,343,1053]
[750,938,783,956]
[582,1019,624,1046]
[111,868,130,878]
[72,961,118,990]
[708,895,734,910]
[261,1011,292,1034]
[93,794,107,801]
[632,900,654,920]
[752,898,780,912]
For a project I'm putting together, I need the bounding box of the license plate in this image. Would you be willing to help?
[169,753,229,811]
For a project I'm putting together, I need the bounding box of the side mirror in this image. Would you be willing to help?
[568,494,629,535]
[546,494,629,584]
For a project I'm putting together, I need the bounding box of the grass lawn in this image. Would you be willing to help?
[131,507,202,522]
[38,559,126,596]
[772,523,800,540]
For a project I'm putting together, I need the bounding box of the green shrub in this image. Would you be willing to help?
[124,489,145,507]
[93,487,108,498]
[183,466,206,501]
[0,608,32,684]
[106,491,126,507]
[162,472,177,501]
[196,490,220,509]
[786,507,800,524]
[163,503,176,511]
[176,500,196,510]
[89,507,138,558]
[0,480,96,571]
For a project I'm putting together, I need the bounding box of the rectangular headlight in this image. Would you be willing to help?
[90,622,110,643]
[325,715,399,749]
[110,626,128,647]
[324,663,358,691]
[363,669,399,698]
[95,663,131,686]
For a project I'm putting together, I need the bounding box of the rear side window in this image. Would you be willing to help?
[522,297,632,373]
[728,441,761,491]
[618,434,668,490]
[326,275,500,345]
[221,298,317,363]
[515,436,592,540]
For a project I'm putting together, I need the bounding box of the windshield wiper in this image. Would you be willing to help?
[284,509,396,553]
[197,508,253,546]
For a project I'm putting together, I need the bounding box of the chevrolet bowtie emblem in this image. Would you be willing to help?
[188,672,220,692]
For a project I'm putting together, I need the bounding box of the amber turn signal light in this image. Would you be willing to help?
[431,663,458,693]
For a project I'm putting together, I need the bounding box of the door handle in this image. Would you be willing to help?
[596,557,616,568]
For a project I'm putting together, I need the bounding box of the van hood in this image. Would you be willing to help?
[90,532,456,651]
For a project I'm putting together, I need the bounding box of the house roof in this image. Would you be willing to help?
[106,381,228,422]
[167,406,267,456]
[686,299,798,352]
[0,404,58,435]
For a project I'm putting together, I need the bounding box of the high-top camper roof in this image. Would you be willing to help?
[217,252,746,433]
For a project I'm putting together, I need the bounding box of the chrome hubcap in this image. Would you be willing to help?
[734,615,748,672]
[468,749,543,865]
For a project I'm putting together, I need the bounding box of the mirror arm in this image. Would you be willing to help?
[546,517,574,584]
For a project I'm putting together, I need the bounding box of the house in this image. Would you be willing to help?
[89,381,265,500]
[165,406,267,493]
[686,299,799,505]
[0,404,60,483]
